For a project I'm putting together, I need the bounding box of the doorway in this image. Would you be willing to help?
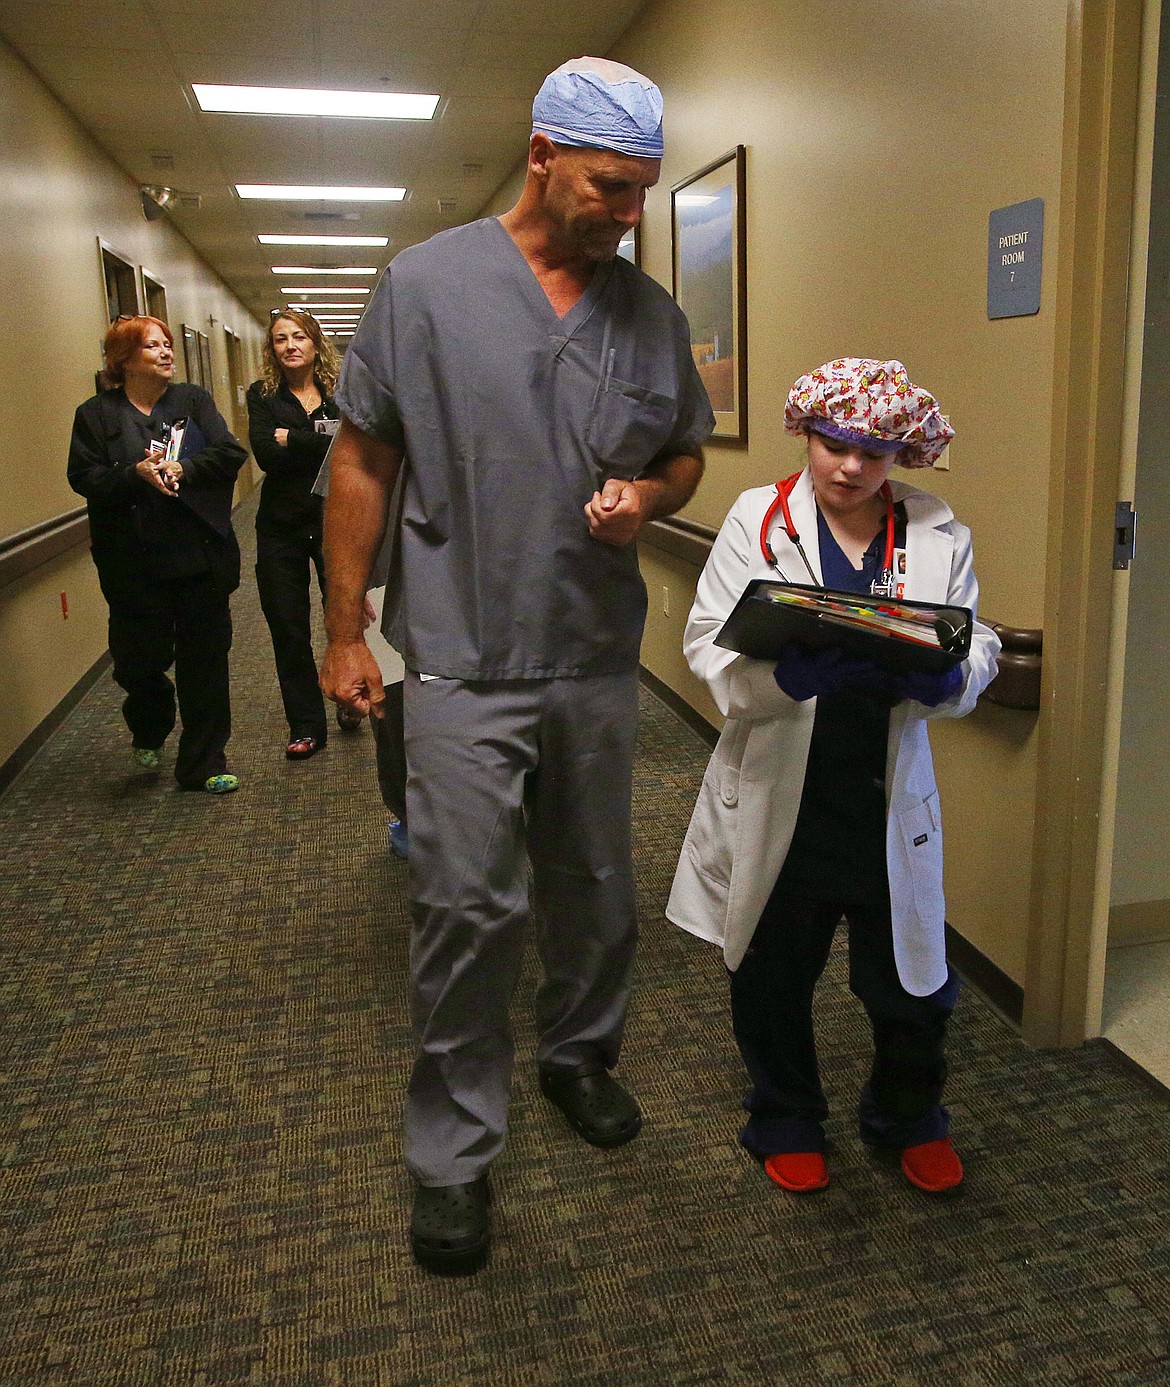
[1102,0,1170,1084]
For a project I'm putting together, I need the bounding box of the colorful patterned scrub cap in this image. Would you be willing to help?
[784,358,954,468]
[532,57,664,160]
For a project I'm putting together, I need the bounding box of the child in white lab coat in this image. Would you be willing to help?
[668,359,1000,1195]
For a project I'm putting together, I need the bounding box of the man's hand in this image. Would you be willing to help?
[320,638,386,721]
[585,451,705,547]
[584,478,648,546]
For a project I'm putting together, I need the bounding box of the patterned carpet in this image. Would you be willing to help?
[3,498,1170,1385]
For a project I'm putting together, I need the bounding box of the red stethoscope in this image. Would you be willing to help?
[760,470,898,596]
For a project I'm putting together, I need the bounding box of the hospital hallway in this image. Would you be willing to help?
[0,496,1166,1386]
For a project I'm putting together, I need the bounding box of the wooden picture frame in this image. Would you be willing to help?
[181,324,200,386]
[671,146,747,445]
[616,221,642,267]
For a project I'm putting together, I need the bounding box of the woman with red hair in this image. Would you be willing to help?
[68,315,247,793]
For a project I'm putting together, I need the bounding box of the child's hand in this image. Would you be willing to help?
[772,646,883,702]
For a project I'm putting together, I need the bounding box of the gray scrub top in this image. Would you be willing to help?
[335,216,714,681]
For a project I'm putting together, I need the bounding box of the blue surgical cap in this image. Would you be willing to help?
[532,56,664,160]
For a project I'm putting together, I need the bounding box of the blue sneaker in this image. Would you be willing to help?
[388,818,409,859]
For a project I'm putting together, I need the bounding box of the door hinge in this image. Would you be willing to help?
[1114,501,1138,569]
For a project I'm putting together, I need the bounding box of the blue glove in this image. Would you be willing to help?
[889,664,963,707]
[773,645,886,702]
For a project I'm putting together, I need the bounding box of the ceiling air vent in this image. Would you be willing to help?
[438,198,457,216]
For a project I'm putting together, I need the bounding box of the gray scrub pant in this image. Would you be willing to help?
[401,669,640,1186]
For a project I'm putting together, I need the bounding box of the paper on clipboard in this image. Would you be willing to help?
[715,580,972,674]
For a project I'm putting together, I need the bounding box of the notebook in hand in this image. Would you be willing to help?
[714,581,972,674]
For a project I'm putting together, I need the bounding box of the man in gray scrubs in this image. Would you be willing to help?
[321,56,714,1274]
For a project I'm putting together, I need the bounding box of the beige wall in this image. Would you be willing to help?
[0,40,266,768]
[598,0,1069,982]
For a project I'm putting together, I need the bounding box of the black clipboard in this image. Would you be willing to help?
[714,581,972,674]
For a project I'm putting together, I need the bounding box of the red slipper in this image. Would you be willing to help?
[764,1150,829,1193]
[900,1137,963,1193]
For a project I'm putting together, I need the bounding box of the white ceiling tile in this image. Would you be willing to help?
[0,3,160,50]
[4,0,654,320]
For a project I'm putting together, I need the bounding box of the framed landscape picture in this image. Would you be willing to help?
[671,146,747,444]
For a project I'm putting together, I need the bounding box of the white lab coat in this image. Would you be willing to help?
[665,470,1001,996]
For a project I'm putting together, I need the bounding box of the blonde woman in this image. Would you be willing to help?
[246,311,346,759]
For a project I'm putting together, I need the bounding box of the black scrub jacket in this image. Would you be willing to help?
[67,382,246,598]
[245,378,339,538]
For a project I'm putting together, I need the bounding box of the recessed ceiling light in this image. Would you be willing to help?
[259,234,389,247]
[238,185,406,201]
[279,286,370,295]
[195,84,438,120]
[271,266,379,275]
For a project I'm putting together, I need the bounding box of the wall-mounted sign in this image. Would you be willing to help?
[988,198,1043,319]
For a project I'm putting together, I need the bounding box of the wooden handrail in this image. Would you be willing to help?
[0,508,90,589]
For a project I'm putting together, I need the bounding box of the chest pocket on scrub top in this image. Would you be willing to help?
[586,372,678,478]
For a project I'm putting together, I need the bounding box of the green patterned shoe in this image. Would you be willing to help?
[203,774,239,795]
[131,747,161,769]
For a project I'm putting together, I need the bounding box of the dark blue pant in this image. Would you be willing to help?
[729,893,959,1156]
[372,681,407,826]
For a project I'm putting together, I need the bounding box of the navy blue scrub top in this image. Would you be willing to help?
[776,502,909,906]
[335,217,714,681]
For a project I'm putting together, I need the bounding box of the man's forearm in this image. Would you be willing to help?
[635,449,705,523]
[323,416,403,643]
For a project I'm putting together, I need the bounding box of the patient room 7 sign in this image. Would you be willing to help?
[988,199,1044,319]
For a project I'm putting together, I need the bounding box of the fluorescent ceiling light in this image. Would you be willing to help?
[259,234,389,247]
[280,286,369,295]
[284,301,367,309]
[271,265,378,275]
[195,84,438,120]
[238,185,406,201]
